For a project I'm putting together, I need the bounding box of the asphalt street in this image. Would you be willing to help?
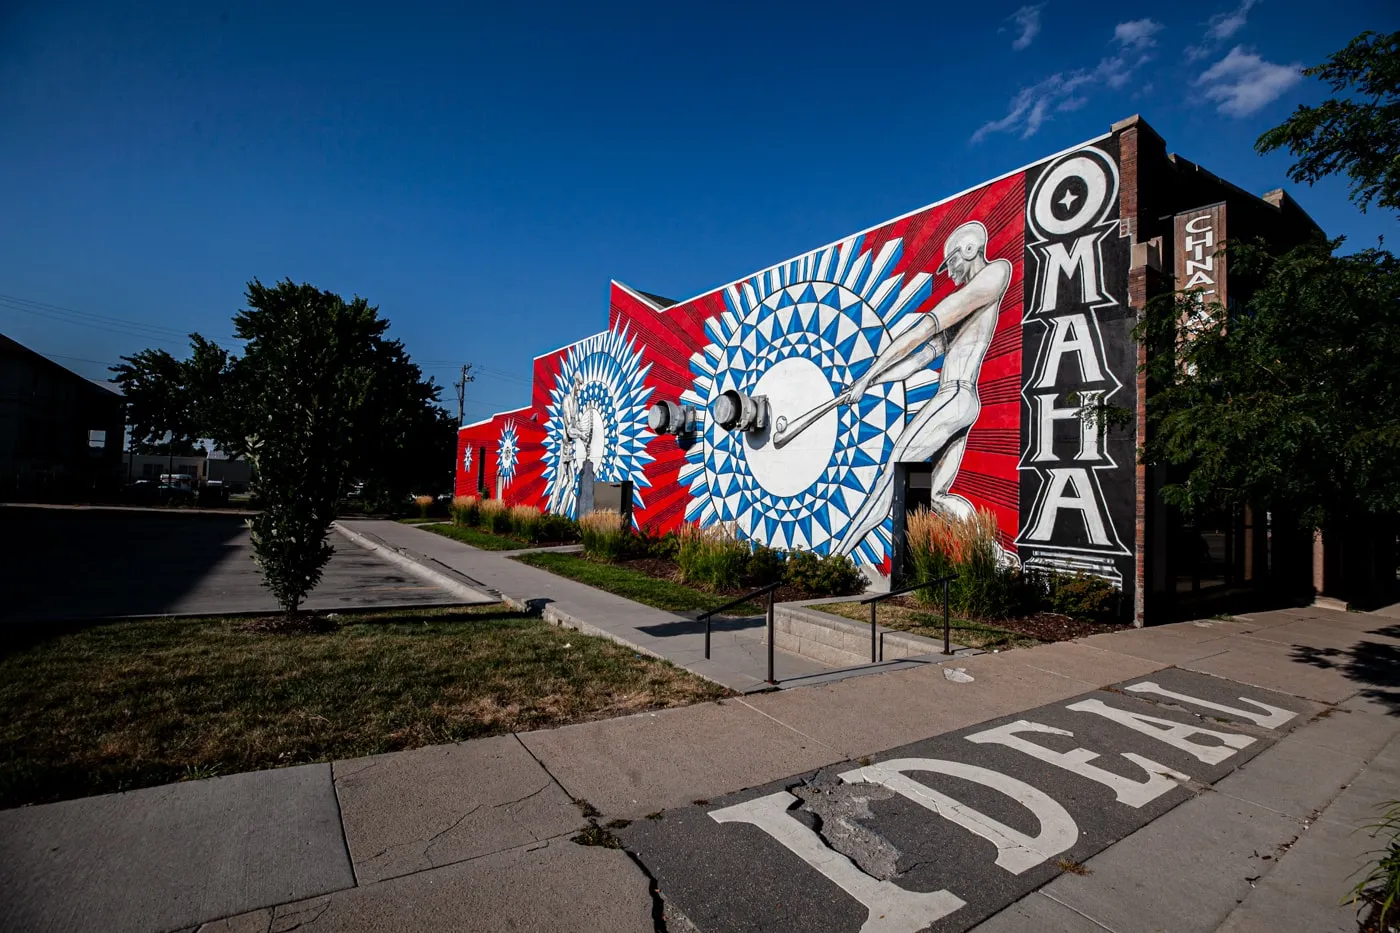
[622,668,1314,933]
[0,506,483,623]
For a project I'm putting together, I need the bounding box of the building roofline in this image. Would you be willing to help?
[0,332,121,397]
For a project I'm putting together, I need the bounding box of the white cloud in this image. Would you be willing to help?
[972,20,1156,142]
[1186,1,1259,61]
[1206,0,1258,40]
[1196,45,1302,116]
[1007,4,1045,51]
[1114,19,1163,50]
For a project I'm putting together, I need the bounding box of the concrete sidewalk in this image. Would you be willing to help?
[2,604,1396,933]
[335,518,947,692]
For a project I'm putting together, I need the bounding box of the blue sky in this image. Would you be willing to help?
[1,0,1394,420]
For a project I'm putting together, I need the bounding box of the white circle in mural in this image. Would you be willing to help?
[744,357,837,497]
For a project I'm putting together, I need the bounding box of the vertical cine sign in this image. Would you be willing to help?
[1174,203,1228,325]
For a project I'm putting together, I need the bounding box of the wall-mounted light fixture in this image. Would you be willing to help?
[646,400,698,435]
[711,389,768,433]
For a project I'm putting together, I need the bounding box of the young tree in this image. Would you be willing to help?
[236,280,387,615]
[1256,30,1400,214]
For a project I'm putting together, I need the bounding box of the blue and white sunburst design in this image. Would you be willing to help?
[679,235,935,566]
[542,325,655,519]
[462,444,472,475]
[496,421,520,489]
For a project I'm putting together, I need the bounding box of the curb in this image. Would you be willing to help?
[335,522,707,675]
[331,522,499,604]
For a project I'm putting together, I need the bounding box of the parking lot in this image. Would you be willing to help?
[0,505,480,625]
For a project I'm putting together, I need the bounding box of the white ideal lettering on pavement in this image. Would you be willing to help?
[709,791,966,933]
[1067,699,1255,764]
[1123,682,1298,730]
[965,720,1190,808]
[840,758,1078,875]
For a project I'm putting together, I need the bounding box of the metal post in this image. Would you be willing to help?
[766,589,776,685]
[942,578,951,656]
[869,599,877,663]
[704,613,711,660]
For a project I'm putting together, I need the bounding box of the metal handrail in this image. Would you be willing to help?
[698,581,783,685]
[859,574,959,659]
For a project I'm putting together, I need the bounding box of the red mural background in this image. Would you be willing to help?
[457,169,1026,564]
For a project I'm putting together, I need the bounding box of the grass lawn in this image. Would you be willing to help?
[812,601,1038,651]
[0,605,728,808]
[422,522,533,551]
[513,551,764,615]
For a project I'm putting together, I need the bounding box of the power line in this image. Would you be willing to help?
[0,293,191,338]
[0,293,240,350]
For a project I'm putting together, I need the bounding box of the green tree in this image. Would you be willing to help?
[110,347,204,487]
[235,279,389,615]
[1139,241,1400,530]
[1256,30,1400,214]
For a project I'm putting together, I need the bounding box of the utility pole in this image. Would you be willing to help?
[453,363,475,427]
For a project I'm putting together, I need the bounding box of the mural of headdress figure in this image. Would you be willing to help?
[679,235,934,566]
[496,420,520,496]
[542,325,655,519]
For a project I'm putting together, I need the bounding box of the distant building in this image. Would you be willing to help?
[123,449,252,491]
[0,333,125,500]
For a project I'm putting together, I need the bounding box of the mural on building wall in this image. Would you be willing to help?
[1016,142,1134,588]
[455,137,1136,598]
[540,326,654,519]
[496,420,519,494]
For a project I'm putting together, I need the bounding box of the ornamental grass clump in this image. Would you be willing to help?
[904,507,1014,618]
[509,505,542,543]
[413,495,434,519]
[676,522,749,590]
[450,495,480,527]
[480,498,511,535]
[579,509,626,562]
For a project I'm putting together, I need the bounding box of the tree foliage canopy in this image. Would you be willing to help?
[1256,30,1400,214]
[111,279,456,612]
[1140,241,1400,529]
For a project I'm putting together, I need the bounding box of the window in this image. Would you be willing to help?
[88,430,106,449]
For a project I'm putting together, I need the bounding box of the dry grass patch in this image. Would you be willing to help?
[0,605,728,808]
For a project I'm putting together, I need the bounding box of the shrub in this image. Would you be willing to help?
[413,495,434,519]
[1348,800,1400,933]
[509,505,542,543]
[450,495,480,527]
[537,512,578,544]
[627,525,680,561]
[1040,571,1120,622]
[579,509,626,562]
[784,549,866,596]
[905,508,1019,619]
[745,545,786,586]
[480,498,511,535]
[677,523,749,590]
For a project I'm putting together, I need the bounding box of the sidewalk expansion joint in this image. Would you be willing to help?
[327,761,361,889]
[734,697,847,758]
[1038,891,1121,932]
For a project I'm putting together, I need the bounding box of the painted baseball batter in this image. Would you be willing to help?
[827,221,1012,557]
